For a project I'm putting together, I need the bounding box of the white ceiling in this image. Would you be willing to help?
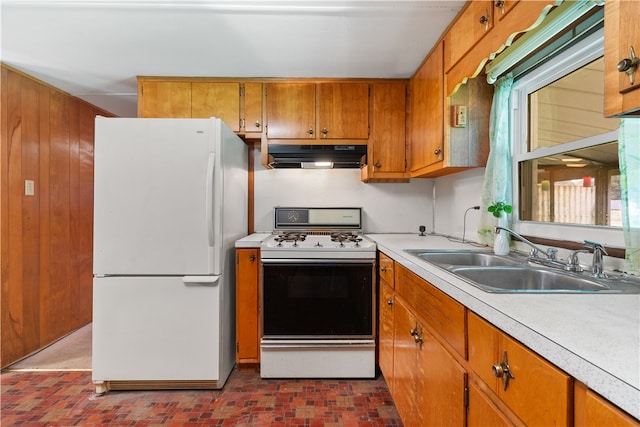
[1,0,464,117]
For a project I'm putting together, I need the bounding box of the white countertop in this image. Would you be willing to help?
[367,233,640,420]
[235,233,272,248]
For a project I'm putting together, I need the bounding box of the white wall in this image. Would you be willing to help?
[432,168,486,240]
[253,150,433,233]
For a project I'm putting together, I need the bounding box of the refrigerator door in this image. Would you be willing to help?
[94,118,218,275]
[92,276,224,382]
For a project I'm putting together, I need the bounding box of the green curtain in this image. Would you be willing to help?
[618,118,640,273]
[478,74,515,245]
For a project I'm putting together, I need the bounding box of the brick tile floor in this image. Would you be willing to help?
[1,367,403,426]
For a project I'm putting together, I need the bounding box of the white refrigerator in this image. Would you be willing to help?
[92,117,247,393]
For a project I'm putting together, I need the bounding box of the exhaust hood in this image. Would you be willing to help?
[268,144,367,169]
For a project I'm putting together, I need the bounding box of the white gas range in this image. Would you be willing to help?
[259,207,377,379]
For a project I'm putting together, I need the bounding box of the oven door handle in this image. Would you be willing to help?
[260,258,375,265]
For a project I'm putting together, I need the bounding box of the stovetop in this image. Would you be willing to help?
[260,207,376,259]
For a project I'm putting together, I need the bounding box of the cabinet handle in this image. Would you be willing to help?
[322,127,328,136]
[255,120,261,129]
[386,299,393,306]
[434,148,442,155]
[492,350,516,391]
[308,127,314,136]
[410,327,419,337]
[495,0,505,14]
[479,9,490,31]
[374,161,382,168]
[618,46,639,86]
[249,254,256,262]
[380,266,387,272]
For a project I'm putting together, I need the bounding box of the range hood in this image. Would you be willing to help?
[267,144,367,169]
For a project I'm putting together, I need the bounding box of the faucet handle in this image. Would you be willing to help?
[546,248,558,260]
[583,240,608,255]
[565,249,588,272]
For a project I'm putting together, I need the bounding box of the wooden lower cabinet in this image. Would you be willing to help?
[468,381,515,427]
[393,296,466,426]
[468,311,572,426]
[235,248,260,364]
[574,382,640,426]
[378,280,395,392]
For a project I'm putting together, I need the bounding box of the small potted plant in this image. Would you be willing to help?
[488,201,512,218]
[488,201,512,255]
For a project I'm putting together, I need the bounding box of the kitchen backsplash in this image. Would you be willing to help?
[253,150,487,236]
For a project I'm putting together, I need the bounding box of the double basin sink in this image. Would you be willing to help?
[405,250,640,294]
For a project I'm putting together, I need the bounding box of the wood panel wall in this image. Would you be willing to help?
[1,64,115,367]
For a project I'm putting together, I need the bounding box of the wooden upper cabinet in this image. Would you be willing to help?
[318,82,369,139]
[243,82,263,134]
[138,81,191,118]
[444,0,494,72]
[493,0,518,21]
[410,42,444,176]
[604,0,640,117]
[265,82,316,139]
[265,82,370,141]
[191,82,240,131]
[363,82,407,182]
[468,311,572,426]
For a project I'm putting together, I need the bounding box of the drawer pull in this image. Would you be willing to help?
[492,350,515,391]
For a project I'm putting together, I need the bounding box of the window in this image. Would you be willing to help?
[511,28,624,245]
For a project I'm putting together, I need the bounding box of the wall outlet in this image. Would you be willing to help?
[451,105,467,128]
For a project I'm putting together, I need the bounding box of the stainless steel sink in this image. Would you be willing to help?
[404,249,640,294]
[450,266,612,293]
[405,250,523,267]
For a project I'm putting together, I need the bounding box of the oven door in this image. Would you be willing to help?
[261,259,375,339]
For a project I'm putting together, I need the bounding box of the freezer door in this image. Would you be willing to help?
[94,118,218,275]
[92,276,225,382]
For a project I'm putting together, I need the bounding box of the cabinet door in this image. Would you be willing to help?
[575,382,640,426]
[604,0,640,116]
[265,83,316,139]
[139,81,191,118]
[469,312,571,427]
[498,333,571,426]
[378,281,394,389]
[243,82,263,134]
[410,42,444,176]
[235,248,260,364]
[368,83,407,178]
[317,82,369,139]
[191,82,241,131]
[392,298,419,425]
[444,0,494,72]
[417,325,467,427]
[468,381,515,427]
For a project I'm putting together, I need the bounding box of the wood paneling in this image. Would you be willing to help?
[1,64,114,367]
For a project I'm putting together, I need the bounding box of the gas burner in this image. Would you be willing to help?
[330,232,363,244]
[274,232,307,244]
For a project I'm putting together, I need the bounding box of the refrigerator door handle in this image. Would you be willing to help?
[182,275,221,285]
[206,153,215,247]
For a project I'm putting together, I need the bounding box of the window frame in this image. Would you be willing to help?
[509,28,624,247]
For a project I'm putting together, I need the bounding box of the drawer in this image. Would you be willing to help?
[395,263,466,358]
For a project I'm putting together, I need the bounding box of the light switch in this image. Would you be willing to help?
[25,179,35,196]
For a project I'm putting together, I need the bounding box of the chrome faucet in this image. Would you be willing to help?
[494,226,555,260]
[583,240,608,278]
